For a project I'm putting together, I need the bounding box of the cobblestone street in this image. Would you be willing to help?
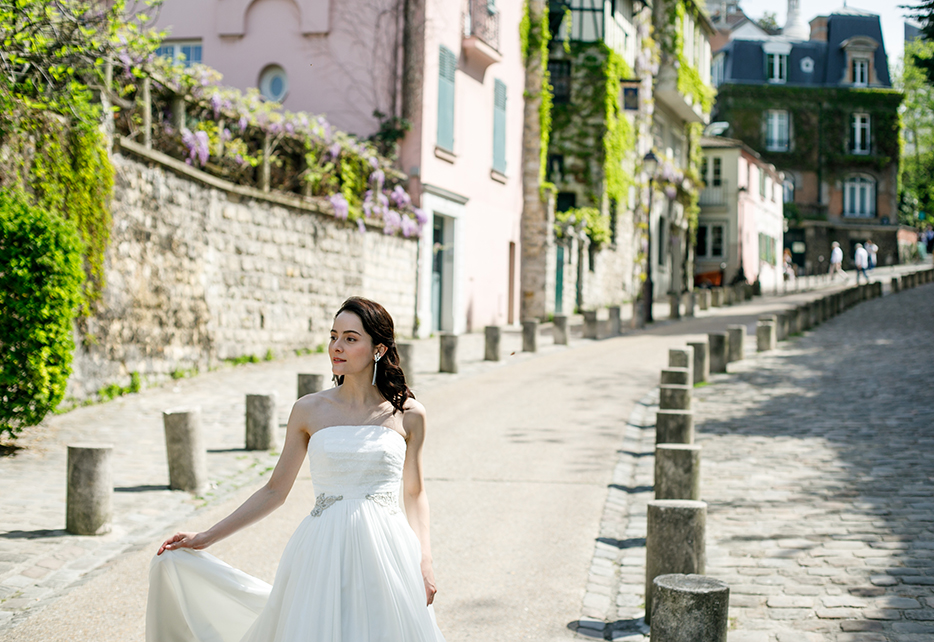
[586,281,934,641]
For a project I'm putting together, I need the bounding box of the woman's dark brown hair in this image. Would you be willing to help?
[334,296,413,413]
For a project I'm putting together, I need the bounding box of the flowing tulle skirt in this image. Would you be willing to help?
[147,498,445,642]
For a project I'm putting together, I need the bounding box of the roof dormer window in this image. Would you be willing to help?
[767,53,787,83]
[853,58,869,86]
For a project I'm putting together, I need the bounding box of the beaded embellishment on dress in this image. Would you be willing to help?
[310,493,343,517]
[366,491,401,514]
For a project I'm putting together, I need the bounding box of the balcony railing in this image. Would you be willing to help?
[463,0,500,52]
[700,181,728,207]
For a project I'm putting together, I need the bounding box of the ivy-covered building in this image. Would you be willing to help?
[545,0,714,316]
[545,0,646,315]
[711,6,906,270]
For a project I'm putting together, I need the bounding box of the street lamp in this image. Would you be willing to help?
[643,151,659,324]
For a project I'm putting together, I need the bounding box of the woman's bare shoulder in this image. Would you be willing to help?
[292,387,338,432]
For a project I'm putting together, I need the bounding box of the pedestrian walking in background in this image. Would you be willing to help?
[829,242,845,281]
[924,225,934,256]
[865,238,878,270]
[854,243,869,284]
[783,248,796,283]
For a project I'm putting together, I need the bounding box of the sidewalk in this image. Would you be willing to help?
[0,260,928,640]
[573,276,934,641]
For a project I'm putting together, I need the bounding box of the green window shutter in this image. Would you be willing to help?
[493,79,507,174]
[437,46,456,152]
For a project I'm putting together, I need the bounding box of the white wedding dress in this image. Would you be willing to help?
[147,425,446,641]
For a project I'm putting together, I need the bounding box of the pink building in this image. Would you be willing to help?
[695,137,784,291]
[151,0,525,335]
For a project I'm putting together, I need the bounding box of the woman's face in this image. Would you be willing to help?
[329,311,379,378]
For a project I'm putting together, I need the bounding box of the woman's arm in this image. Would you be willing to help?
[157,398,313,554]
[401,401,437,605]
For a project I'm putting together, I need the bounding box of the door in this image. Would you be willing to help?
[431,216,444,333]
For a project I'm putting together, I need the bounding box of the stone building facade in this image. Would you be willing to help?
[68,147,417,401]
[711,5,907,271]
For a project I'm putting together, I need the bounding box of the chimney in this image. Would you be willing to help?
[809,16,828,42]
[783,0,810,41]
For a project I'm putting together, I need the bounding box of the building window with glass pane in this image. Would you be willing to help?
[156,40,203,67]
[853,58,869,86]
[767,53,787,83]
[851,113,871,154]
[843,175,875,217]
[765,110,789,152]
[548,60,571,104]
[696,223,725,258]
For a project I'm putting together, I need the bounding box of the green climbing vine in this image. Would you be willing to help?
[521,1,554,190]
[663,0,715,115]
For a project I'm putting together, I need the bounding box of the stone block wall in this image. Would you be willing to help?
[68,152,417,400]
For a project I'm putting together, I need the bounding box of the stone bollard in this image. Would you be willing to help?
[650,574,730,642]
[707,333,729,373]
[808,301,819,328]
[246,393,278,451]
[775,311,790,341]
[669,293,681,320]
[668,347,694,388]
[582,310,598,340]
[722,286,733,306]
[439,333,458,373]
[710,288,722,308]
[682,292,695,318]
[655,444,701,500]
[297,373,324,398]
[698,289,710,311]
[522,320,538,353]
[734,283,746,304]
[163,409,207,493]
[656,410,694,445]
[485,325,501,361]
[797,304,810,332]
[397,341,415,386]
[661,368,691,386]
[66,444,113,535]
[645,500,707,624]
[659,384,692,411]
[726,325,745,363]
[686,341,709,385]
[553,315,569,346]
[608,306,621,336]
[756,320,777,352]
[874,281,883,298]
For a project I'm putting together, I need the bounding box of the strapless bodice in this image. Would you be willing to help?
[308,425,406,499]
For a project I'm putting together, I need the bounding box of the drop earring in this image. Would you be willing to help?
[372,353,382,385]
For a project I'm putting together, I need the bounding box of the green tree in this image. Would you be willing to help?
[902,1,934,81]
[896,39,934,225]
[0,190,85,440]
[756,12,780,35]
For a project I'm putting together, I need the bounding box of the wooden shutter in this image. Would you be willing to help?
[493,79,507,174]
[437,46,456,152]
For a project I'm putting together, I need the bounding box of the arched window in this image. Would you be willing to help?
[843,175,875,217]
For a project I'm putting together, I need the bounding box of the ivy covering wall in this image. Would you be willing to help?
[549,42,635,247]
[715,85,902,180]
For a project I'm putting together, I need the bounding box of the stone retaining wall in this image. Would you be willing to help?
[68,150,418,401]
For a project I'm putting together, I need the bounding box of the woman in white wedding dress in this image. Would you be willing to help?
[147,296,445,642]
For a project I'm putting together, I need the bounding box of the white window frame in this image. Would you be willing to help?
[767,53,787,84]
[156,40,203,67]
[843,175,876,217]
[696,223,726,259]
[766,110,789,152]
[712,53,725,87]
[853,58,869,86]
[851,113,871,154]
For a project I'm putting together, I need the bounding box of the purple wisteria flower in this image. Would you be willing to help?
[664,185,678,200]
[413,207,428,226]
[383,209,402,235]
[181,128,210,167]
[211,93,222,118]
[358,219,367,234]
[390,185,411,209]
[239,116,248,131]
[368,156,379,169]
[400,215,418,238]
[329,193,350,220]
[369,169,385,190]
[329,143,342,160]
